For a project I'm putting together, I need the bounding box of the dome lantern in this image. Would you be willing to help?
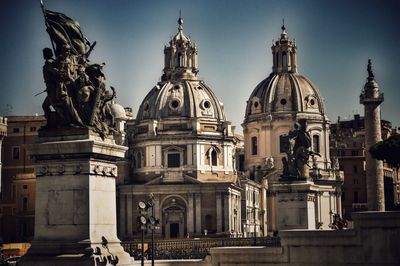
[271,23,297,74]
[162,13,198,81]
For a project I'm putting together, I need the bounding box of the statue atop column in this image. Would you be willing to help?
[281,120,318,179]
[39,3,115,139]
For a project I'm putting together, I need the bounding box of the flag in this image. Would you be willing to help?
[44,9,90,56]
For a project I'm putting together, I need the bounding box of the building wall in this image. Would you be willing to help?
[0,115,45,242]
[243,117,331,181]
[330,115,400,219]
[117,183,241,239]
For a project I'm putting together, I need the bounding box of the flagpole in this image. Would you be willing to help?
[40,0,56,55]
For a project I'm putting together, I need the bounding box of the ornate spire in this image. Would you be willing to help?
[367,59,374,81]
[281,18,286,33]
[280,18,288,41]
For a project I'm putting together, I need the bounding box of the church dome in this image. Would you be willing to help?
[136,81,225,122]
[244,25,326,122]
[110,102,127,120]
[136,16,226,123]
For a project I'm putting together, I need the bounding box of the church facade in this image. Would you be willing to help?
[116,20,343,239]
[117,17,242,239]
[242,25,343,231]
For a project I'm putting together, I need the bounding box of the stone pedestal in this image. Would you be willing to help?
[272,180,319,230]
[19,130,131,266]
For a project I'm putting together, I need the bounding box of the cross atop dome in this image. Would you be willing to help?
[280,18,288,41]
[178,10,183,31]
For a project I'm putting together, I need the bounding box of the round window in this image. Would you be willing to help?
[254,101,259,108]
[203,100,211,109]
[280,99,287,105]
[169,99,180,110]
[310,99,315,106]
[143,102,149,111]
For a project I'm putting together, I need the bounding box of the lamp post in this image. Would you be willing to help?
[148,193,156,266]
[253,189,257,246]
[138,194,159,266]
[138,201,148,266]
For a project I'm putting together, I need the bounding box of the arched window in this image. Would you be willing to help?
[177,53,183,67]
[251,137,258,155]
[312,135,320,153]
[282,52,287,67]
[211,150,218,166]
[136,151,142,169]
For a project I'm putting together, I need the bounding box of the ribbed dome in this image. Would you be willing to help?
[244,25,326,122]
[245,72,325,120]
[136,80,226,122]
[136,16,226,123]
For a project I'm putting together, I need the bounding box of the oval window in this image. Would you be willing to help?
[203,100,211,109]
[143,102,149,111]
[310,99,315,106]
[280,99,287,105]
[254,101,259,108]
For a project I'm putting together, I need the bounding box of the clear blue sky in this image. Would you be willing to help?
[1,0,399,130]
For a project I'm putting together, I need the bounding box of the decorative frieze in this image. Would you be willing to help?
[36,161,117,177]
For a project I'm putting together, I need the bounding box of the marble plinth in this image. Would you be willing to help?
[19,130,131,266]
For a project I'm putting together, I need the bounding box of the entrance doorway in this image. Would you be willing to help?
[162,197,187,238]
[170,223,179,238]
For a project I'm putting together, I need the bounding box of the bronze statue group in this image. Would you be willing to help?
[40,6,116,138]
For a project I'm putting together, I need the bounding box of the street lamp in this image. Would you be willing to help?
[137,194,160,266]
[137,201,149,266]
[253,189,257,246]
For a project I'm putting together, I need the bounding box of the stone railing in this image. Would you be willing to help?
[121,236,280,260]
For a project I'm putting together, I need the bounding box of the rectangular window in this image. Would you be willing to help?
[30,127,37,132]
[353,165,358,173]
[13,128,20,133]
[351,150,358,156]
[23,197,28,211]
[251,137,258,155]
[279,135,287,153]
[354,191,358,203]
[167,153,180,168]
[312,135,320,153]
[23,185,28,189]
[12,146,20,160]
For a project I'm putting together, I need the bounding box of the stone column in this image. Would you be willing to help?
[360,60,385,212]
[187,193,194,234]
[20,130,131,266]
[195,193,202,233]
[216,192,222,233]
[126,194,133,238]
[118,194,126,238]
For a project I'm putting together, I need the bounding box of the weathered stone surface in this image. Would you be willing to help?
[19,134,130,266]
[210,211,400,266]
